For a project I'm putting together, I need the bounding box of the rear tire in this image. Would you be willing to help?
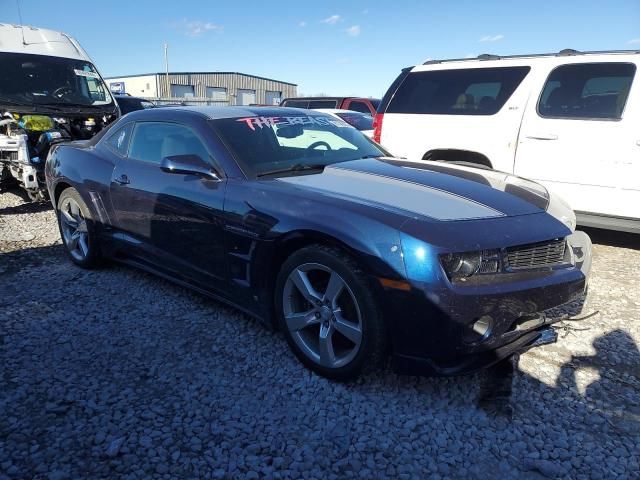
[56,187,102,268]
[275,244,386,381]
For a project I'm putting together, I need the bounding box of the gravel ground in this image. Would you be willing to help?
[1,187,639,480]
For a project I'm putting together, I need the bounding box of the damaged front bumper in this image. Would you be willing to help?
[386,231,593,376]
[566,230,592,282]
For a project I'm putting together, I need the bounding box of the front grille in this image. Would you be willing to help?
[0,150,18,161]
[505,238,566,271]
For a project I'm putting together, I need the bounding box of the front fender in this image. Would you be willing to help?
[222,179,410,313]
[45,144,116,227]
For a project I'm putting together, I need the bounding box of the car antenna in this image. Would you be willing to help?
[15,0,27,45]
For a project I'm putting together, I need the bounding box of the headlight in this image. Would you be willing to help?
[441,251,481,277]
[440,249,500,280]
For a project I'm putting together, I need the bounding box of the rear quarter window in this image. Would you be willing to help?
[387,66,530,115]
[104,123,133,156]
[537,62,636,120]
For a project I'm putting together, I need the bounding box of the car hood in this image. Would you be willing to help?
[276,158,549,222]
[1,105,118,118]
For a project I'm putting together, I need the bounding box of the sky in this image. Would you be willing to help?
[2,0,640,98]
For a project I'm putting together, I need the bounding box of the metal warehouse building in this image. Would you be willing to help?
[104,72,297,106]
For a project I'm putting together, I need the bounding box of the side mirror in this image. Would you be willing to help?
[160,154,221,181]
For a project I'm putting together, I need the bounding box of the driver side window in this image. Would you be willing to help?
[105,123,133,156]
[128,122,210,164]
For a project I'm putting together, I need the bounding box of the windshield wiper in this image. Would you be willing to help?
[0,96,35,109]
[256,163,326,178]
[355,154,382,160]
[29,103,71,112]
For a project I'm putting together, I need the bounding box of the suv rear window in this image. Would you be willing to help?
[308,100,338,109]
[538,63,636,120]
[387,66,530,115]
[283,100,309,109]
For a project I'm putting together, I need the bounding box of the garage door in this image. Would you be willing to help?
[236,89,256,106]
[265,90,282,105]
[170,84,195,98]
[206,87,227,101]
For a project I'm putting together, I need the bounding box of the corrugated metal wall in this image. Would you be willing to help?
[155,73,297,104]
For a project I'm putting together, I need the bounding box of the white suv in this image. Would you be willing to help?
[374,50,640,233]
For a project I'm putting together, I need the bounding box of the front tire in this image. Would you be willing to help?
[56,187,102,268]
[275,244,386,380]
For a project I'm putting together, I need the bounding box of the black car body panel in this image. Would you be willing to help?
[114,95,156,115]
[45,106,591,375]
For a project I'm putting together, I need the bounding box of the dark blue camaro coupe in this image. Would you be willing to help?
[45,107,592,379]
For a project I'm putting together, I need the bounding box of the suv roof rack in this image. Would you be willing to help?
[422,48,640,65]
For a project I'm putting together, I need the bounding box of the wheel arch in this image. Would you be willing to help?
[53,181,73,207]
[266,229,363,285]
[258,228,389,329]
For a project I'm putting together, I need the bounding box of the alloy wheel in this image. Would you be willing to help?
[282,263,363,369]
[59,197,90,262]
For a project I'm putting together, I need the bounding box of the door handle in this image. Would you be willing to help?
[525,133,558,141]
[113,174,130,185]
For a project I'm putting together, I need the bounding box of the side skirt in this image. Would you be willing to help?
[109,254,273,328]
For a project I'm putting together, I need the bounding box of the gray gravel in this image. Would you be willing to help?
[1,188,639,479]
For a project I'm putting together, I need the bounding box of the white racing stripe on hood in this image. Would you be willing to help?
[278,167,505,221]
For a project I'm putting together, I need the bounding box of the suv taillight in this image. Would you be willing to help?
[372,113,384,143]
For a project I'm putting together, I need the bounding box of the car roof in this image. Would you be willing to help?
[0,23,92,62]
[282,97,380,102]
[283,97,346,102]
[114,95,145,100]
[314,108,369,115]
[118,106,331,123]
[412,49,640,73]
[133,106,323,120]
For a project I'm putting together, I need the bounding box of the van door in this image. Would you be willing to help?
[515,61,639,222]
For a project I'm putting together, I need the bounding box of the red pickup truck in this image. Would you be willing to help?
[280,97,380,116]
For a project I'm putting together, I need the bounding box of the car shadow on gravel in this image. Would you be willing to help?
[0,244,65,276]
[0,200,52,216]
[1,245,639,479]
[0,187,52,216]
[511,329,640,478]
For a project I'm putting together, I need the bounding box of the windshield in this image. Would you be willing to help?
[335,112,374,131]
[210,114,385,177]
[0,52,114,109]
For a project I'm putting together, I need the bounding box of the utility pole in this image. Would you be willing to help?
[164,43,170,99]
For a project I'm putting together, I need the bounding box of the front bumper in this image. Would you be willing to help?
[383,231,592,376]
[393,324,559,376]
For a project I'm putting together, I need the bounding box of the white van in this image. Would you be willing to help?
[375,50,640,233]
[0,24,118,200]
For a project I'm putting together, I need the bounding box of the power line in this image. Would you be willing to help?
[15,0,26,45]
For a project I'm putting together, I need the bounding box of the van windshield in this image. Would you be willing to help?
[0,52,114,109]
